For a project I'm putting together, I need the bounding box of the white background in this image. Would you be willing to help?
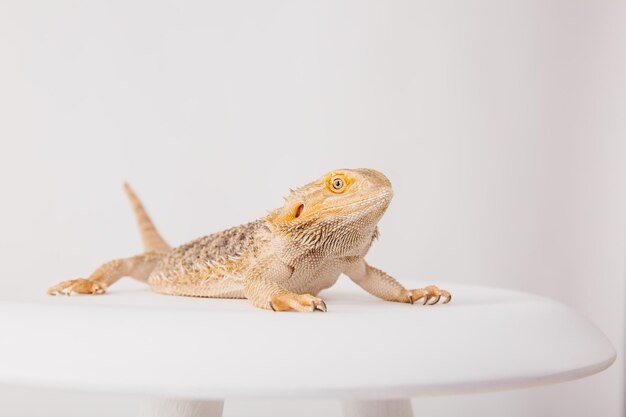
[0,1,624,416]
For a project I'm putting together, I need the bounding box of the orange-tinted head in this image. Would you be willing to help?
[265,168,393,235]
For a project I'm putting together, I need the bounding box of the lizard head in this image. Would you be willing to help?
[265,168,393,251]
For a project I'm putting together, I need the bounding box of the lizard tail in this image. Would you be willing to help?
[123,182,171,253]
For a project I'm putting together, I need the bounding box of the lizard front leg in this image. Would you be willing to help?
[343,260,451,305]
[243,256,327,312]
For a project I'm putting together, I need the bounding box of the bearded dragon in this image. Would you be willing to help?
[47,169,451,312]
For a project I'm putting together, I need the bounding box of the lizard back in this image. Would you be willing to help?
[147,220,267,298]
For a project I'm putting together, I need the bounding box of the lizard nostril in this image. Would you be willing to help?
[294,204,304,218]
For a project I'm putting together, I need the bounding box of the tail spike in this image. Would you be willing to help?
[123,183,171,253]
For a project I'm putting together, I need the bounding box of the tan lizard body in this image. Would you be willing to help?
[48,168,451,312]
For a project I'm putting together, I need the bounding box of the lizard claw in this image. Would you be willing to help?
[314,300,327,312]
[406,285,451,306]
[427,294,441,305]
[268,301,276,312]
[408,293,426,304]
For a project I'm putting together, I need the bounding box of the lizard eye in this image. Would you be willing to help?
[327,174,349,193]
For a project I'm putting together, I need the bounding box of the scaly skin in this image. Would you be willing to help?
[47,169,451,312]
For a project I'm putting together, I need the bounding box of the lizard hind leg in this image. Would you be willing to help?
[47,252,162,296]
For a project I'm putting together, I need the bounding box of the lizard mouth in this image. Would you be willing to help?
[319,189,393,216]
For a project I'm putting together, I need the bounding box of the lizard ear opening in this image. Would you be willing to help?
[294,204,304,218]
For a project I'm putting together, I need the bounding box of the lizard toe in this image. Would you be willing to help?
[47,279,107,296]
[269,293,327,313]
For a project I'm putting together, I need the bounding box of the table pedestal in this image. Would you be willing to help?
[343,399,414,417]
[139,399,224,417]
[138,398,414,417]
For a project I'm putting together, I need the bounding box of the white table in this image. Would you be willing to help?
[0,280,615,417]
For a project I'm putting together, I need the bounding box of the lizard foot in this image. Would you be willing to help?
[47,279,107,296]
[404,285,451,305]
[268,293,327,313]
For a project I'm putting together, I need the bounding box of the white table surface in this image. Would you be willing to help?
[0,279,615,401]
